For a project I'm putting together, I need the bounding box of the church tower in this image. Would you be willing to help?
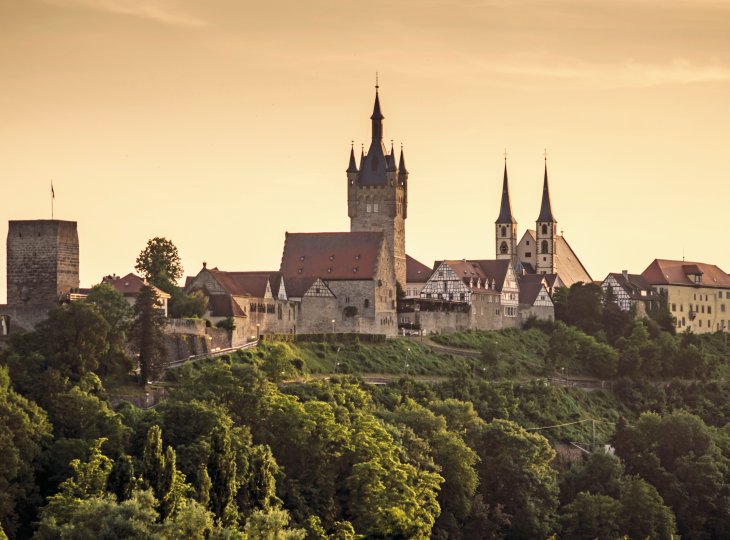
[535,160,558,275]
[495,159,517,267]
[347,84,407,287]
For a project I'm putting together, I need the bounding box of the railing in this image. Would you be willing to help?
[167,340,259,369]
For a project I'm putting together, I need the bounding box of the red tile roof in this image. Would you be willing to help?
[642,259,730,289]
[105,273,170,299]
[441,259,512,292]
[207,295,246,317]
[207,270,282,298]
[519,282,550,305]
[279,232,384,281]
[406,254,432,283]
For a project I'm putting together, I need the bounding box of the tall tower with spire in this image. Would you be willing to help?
[495,158,518,267]
[535,159,558,275]
[347,83,408,287]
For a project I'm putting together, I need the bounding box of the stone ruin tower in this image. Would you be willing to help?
[4,220,79,329]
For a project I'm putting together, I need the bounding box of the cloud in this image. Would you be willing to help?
[483,54,730,89]
[43,0,207,27]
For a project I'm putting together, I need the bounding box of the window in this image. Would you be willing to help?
[500,241,508,254]
[501,226,506,237]
[373,203,379,213]
[699,320,703,327]
[541,240,548,254]
[366,204,372,212]
[525,252,532,258]
[443,282,447,292]
[541,224,548,235]
[722,304,726,313]
[460,293,465,301]
[708,306,712,314]
[364,299,369,308]
[702,305,705,313]
[680,304,683,312]
[526,240,530,246]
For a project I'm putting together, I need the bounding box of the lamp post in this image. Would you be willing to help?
[331,319,336,334]
[561,367,567,386]
[256,323,260,341]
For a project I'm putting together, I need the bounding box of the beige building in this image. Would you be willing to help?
[405,255,431,299]
[642,259,730,333]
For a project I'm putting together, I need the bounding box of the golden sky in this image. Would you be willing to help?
[2,0,730,299]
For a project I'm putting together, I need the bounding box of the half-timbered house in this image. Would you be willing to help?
[601,271,658,316]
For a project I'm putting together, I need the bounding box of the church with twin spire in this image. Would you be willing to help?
[496,157,592,291]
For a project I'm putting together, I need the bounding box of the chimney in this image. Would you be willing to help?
[622,270,628,281]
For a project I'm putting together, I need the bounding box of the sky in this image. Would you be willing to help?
[2,0,730,301]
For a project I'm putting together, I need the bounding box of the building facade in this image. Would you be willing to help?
[642,259,730,333]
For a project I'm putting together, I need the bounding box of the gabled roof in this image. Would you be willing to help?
[441,259,512,292]
[406,255,432,283]
[284,277,320,298]
[520,229,592,286]
[105,273,170,299]
[207,295,246,318]
[205,270,282,298]
[642,259,730,289]
[280,232,384,281]
[519,282,552,306]
[604,272,657,300]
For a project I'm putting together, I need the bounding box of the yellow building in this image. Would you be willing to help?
[642,259,730,333]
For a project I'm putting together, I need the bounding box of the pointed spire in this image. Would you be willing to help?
[537,159,556,223]
[370,77,384,141]
[398,144,408,175]
[347,142,358,173]
[496,158,516,224]
[387,140,397,171]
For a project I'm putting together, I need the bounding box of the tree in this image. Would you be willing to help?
[130,284,169,385]
[0,366,52,538]
[141,425,165,498]
[472,419,558,539]
[243,508,306,539]
[619,477,676,539]
[85,283,134,376]
[35,302,111,379]
[559,492,621,540]
[107,454,136,502]
[135,237,183,293]
[169,289,208,319]
[208,426,239,526]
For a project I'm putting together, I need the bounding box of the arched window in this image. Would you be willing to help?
[541,240,548,254]
[500,241,508,254]
[541,224,548,235]
[501,226,506,237]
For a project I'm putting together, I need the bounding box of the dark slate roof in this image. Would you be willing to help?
[279,232,384,281]
[371,89,383,120]
[496,162,516,224]
[537,163,556,223]
[346,146,358,173]
[605,272,657,300]
[398,147,408,175]
[387,143,397,172]
[642,259,730,289]
[406,254,432,283]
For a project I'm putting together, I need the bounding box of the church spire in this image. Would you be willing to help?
[537,160,556,223]
[346,142,358,173]
[496,159,516,224]
[371,81,384,141]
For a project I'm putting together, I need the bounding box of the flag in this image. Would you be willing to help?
[51,182,55,199]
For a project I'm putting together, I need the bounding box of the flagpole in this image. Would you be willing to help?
[51,181,55,220]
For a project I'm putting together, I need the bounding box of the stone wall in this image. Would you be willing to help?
[519,304,555,323]
[7,220,79,307]
[0,305,53,333]
[399,310,471,334]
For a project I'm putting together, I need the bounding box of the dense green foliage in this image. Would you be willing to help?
[3,284,730,538]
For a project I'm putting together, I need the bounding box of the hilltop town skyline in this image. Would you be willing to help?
[2,0,730,301]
